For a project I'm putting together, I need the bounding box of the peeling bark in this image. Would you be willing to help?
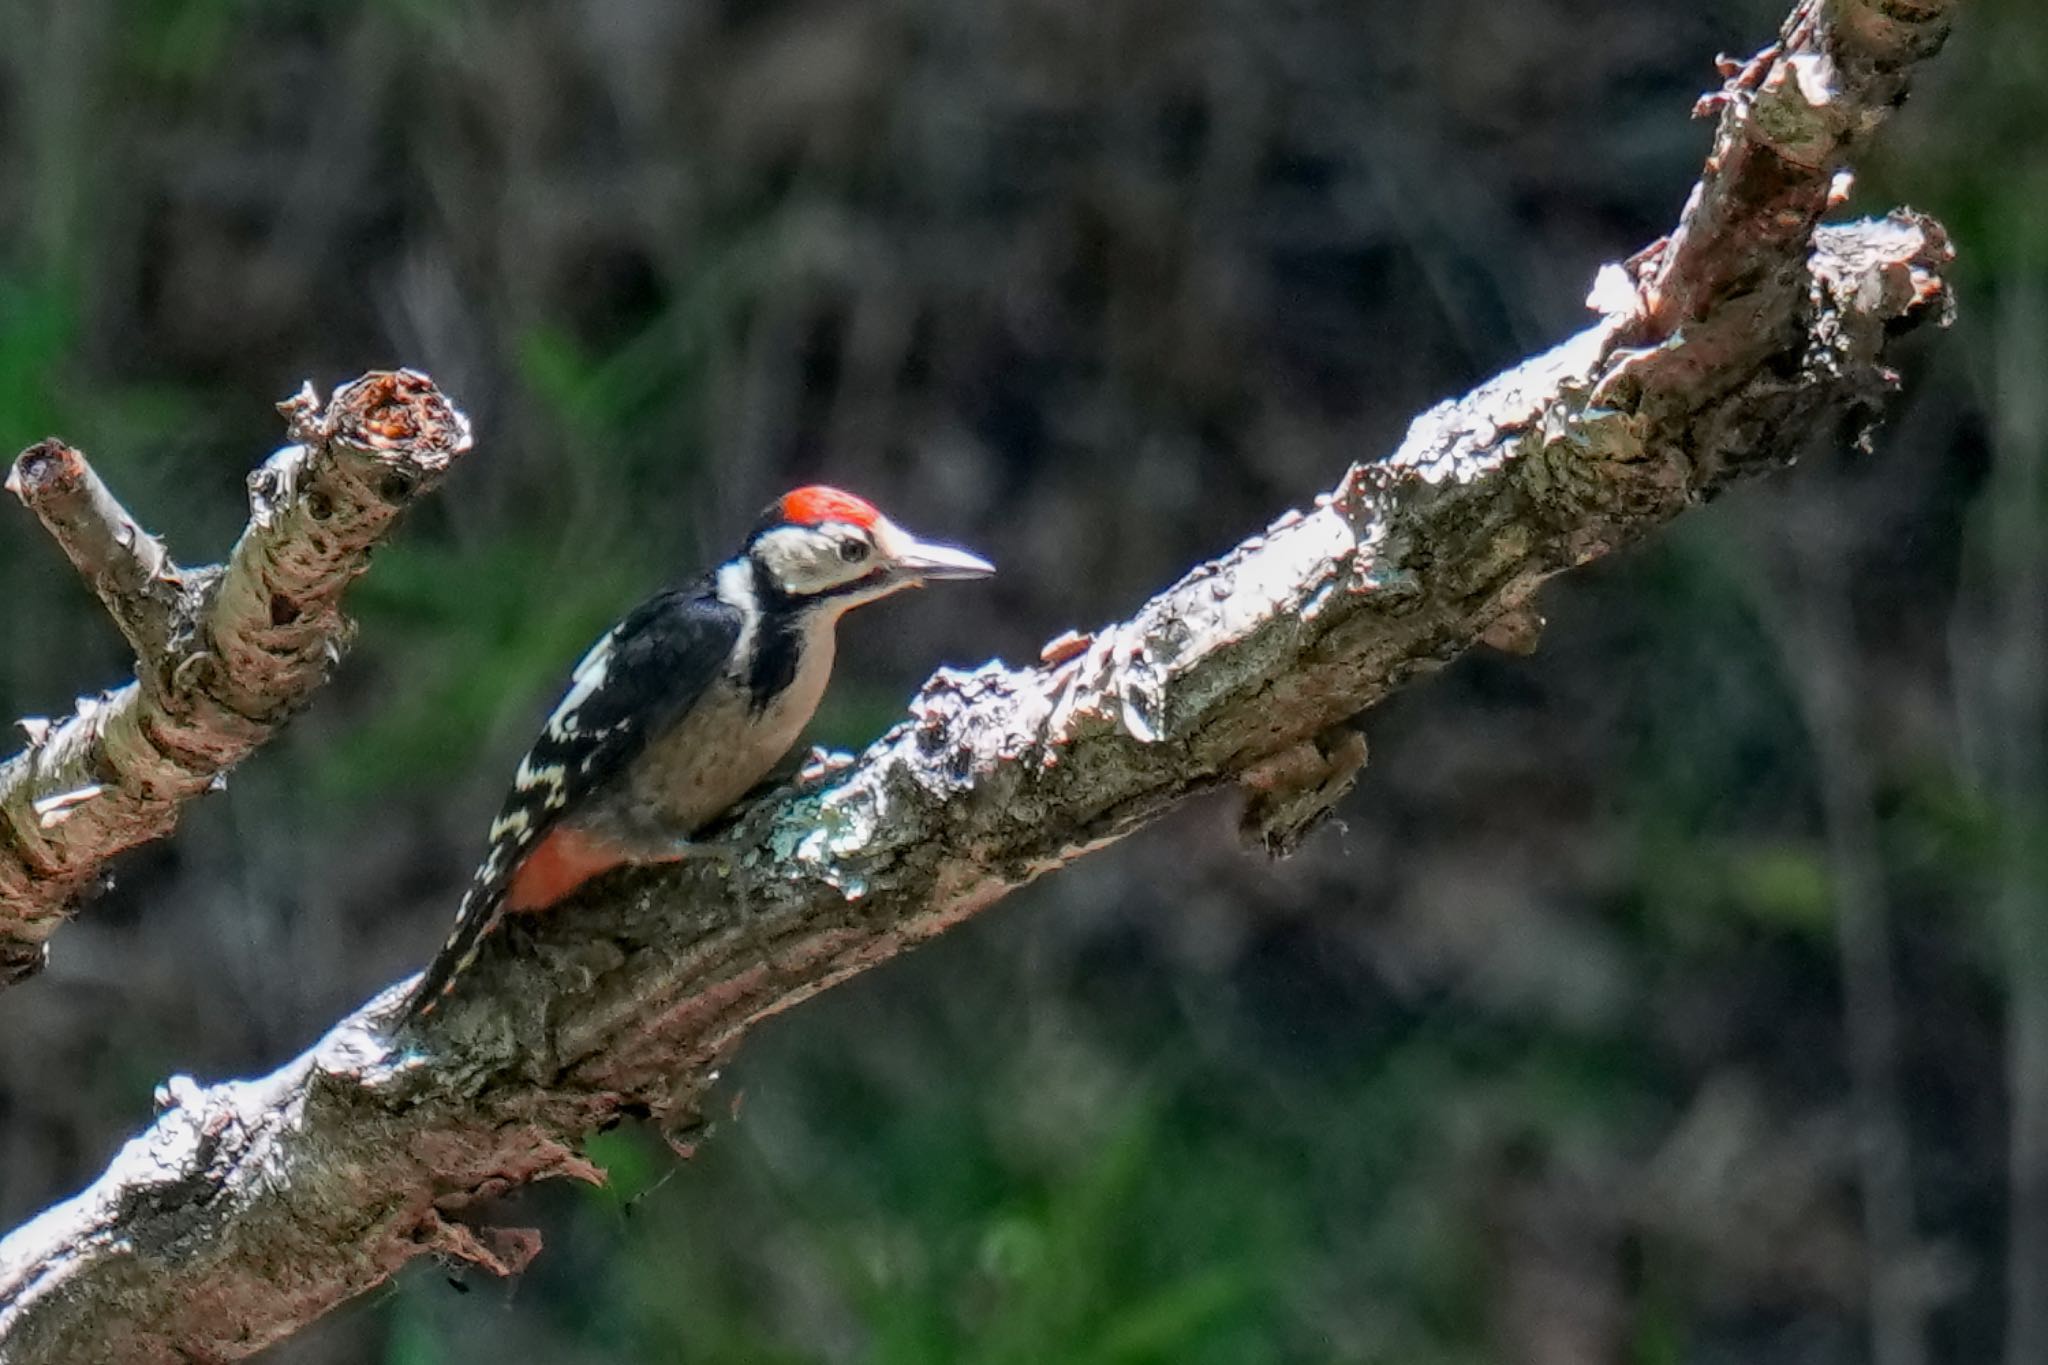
[0,0,1961,1358]
[0,371,473,986]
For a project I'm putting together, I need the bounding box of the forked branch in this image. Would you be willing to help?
[0,371,473,985]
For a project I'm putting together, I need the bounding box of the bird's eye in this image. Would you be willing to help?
[838,537,870,563]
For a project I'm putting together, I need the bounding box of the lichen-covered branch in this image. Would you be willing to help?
[0,0,1959,1359]
[0,371,473,986]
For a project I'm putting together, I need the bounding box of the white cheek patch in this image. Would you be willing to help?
[753,528,820,592]
[753,524,875,596]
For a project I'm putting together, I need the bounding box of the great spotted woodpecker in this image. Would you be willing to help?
[399,486,993,1022]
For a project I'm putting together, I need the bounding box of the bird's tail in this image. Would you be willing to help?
[397,885,507,1025]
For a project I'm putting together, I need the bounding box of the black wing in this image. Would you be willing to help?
[399,579,744,1022]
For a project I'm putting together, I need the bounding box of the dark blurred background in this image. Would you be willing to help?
[0,0,2041,1361]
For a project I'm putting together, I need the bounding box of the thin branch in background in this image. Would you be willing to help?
[1953,279,2048,1365]
[1742,500,1929,1365]
[1796,562,1928,1365]
[0,371,473,986]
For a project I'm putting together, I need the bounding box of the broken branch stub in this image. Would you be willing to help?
[206,371,471,720]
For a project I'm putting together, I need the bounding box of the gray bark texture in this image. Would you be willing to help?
[0,371,474,986]
[0,0,1960,1359]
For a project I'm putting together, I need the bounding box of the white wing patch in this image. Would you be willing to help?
[486,807,531,843]
[514,755,569,802]
[543,631,617,741]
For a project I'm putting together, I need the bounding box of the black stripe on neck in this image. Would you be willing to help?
[736,556,802,711]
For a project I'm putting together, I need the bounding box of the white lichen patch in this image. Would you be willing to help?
[769,780,889,900]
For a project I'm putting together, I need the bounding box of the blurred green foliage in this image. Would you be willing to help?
[325,539,638,800]
[386,1003,1671,1365]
